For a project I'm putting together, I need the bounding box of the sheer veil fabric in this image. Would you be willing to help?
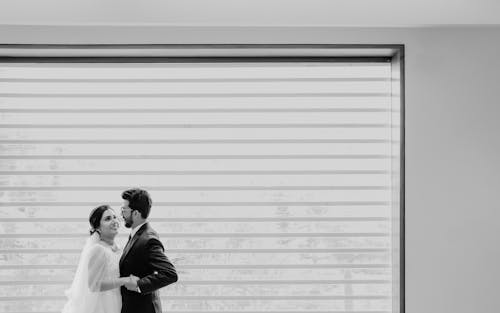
[62,233,122,313]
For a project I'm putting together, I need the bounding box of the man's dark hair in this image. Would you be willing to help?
[121,188,152,219]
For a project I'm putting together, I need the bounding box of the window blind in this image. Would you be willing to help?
[0,60,400,313]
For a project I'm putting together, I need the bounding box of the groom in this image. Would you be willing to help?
[120,188,178,313]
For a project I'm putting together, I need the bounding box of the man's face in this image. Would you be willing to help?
[121,199,134,228]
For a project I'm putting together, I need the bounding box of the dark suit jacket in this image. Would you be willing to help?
[119,223,178,313]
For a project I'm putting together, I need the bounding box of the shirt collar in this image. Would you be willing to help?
[130,221,147,239]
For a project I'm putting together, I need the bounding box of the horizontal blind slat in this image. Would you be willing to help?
[0,60,397,313]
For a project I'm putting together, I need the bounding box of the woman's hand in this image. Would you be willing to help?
[118,275,138,287]
[124,275,140,291]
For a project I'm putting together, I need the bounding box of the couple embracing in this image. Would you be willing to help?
[62,188,178,313]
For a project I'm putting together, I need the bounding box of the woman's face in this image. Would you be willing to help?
[98,209,120,238]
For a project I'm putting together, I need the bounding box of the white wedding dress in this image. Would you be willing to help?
[62,233,122,313]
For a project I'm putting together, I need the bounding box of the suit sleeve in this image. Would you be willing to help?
[137,237,178,294]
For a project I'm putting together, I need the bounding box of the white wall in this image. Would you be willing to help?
[1,26,500,313]
[0,0,499,26]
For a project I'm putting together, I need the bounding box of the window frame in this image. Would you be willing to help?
[0,43,405,313]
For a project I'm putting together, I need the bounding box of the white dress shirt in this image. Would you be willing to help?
[129,221,147,240]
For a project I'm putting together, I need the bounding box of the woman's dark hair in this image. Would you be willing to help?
[121,188,152,219]
[89,204,112,235]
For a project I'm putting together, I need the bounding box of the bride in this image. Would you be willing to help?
[62,205,137,313]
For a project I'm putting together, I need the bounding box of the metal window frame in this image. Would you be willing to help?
[0,43,405,313]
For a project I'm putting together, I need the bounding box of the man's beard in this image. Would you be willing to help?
[124,216,133,228]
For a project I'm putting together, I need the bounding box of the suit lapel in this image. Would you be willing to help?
[120,223,148,265]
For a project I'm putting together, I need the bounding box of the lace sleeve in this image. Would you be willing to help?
[87,245,123,292]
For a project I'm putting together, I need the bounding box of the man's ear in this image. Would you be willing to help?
[132,210,140,219]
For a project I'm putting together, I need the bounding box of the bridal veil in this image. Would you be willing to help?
[61,233,113,313]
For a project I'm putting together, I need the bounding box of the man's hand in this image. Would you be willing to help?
[124,275,140,291]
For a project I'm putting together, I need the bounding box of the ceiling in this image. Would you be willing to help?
[0,0,499,27]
